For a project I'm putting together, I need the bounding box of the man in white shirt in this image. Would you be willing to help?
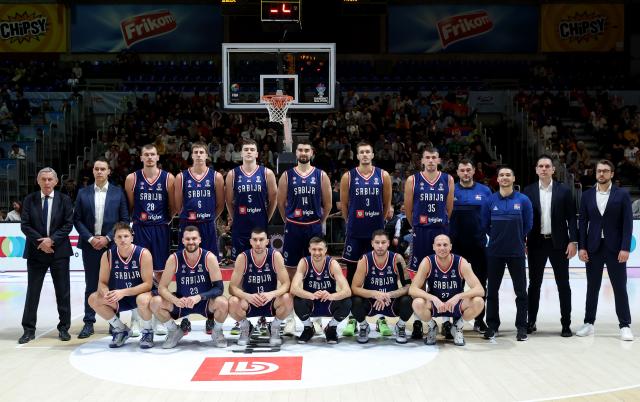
[73,158,130,339]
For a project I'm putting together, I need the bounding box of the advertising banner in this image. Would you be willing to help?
[389,5,538,53]
[71,4,222,52]
[0,4,67,52]
[541,4,624,52]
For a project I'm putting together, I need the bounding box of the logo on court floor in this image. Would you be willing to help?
[192,357,302,381]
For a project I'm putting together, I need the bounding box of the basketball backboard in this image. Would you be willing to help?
[222,43,336,111]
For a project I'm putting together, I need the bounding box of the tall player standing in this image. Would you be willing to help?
[174,142,225,334]
[225,139,278,334]
[277,140,332,334]
[125,144,175,336]
[340,142,391,337]
[404,147,454,338]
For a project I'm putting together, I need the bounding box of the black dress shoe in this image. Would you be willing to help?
[78,323,95,339]
[18,331,35,344]
[527,323,537,334]
[561,326,573,337]
[59,329,71,341]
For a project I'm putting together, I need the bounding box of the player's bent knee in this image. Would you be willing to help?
[88,292,99,309]
[149,295,164,313]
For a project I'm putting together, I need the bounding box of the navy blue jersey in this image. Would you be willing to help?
[108,245,145,290]
[450,182,492,246]
[286,167,323,224]
[132,169,171,225]
[241,248,278,294]
[481,191,533,257]
[233,166,269,234]
[362,251,399,293]
[346,167,385,238]
[302,256,336,293]
[173,248,212,298]
[412,172,450,228]
[425,254,464,302]
[179,168,216,222]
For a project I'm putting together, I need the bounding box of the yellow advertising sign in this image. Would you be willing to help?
[0,4,67,52]
[541,4,624,52]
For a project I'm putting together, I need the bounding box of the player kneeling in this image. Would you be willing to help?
[291,237,352,344]
[228,228,293,347]
[150,226,229,349]
[351,230,412,344]
[88,222,154,348]
[410,235,484,346]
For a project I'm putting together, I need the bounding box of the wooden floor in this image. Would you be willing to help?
[1,269,639,402]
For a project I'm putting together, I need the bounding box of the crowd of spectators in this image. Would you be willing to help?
[514,88,640,189]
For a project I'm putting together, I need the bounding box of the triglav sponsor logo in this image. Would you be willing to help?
[120,9,177,48]
[436,10,493,49]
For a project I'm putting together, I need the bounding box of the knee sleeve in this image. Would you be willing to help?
[293,297,313,321]
[350,296,370,322]
[330,298,353,322]
[394,295,414,321]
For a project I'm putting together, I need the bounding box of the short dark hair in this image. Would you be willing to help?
[596,159,615,171]
[243,139,258,147]
[113,221,132,234]
[297,139,313,149]
[141,144,156,152]
[371,229,389,240]
[356,141,373,152]
[497,165,514,175]
[250,227,267,236]
[94,157,109,166]
[308,236,326,246]
[536,154,554,165]
[422,146,438,156]
[458,158,474,168]
[183,225,200,235]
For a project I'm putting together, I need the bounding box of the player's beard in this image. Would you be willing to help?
[185,244,199,253]
[297,156,310,164]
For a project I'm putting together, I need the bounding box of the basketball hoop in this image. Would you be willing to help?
[261,94,294,124]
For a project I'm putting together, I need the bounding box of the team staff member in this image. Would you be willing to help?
[523,155,577,337]
[19,167,74,344]
[481,166,533,341]
[577,160,634,341]
[449,159,492,333]
[74,158,130,339]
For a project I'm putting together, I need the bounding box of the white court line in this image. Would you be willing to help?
[522,383,640,401]
[15,313,85,349]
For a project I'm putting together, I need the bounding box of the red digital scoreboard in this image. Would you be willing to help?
[261,0,301,22]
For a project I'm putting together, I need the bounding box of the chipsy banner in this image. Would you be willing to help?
[541,4,624,52]
[388,5,538,53]
[70,4,222,52]
[0,4,67,52]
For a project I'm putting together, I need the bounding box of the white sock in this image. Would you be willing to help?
[131,309,140,321]
[165,320,178,331]
[272,318,282,327]
[302,318,311,327]
[214,321,224,330]
[328,318,338,327]
[108,316,125,330]
[142,319,153,330]
[397,319,406,328]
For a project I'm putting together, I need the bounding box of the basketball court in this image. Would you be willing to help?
[2,269,639,401]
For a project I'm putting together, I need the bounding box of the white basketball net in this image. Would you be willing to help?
[261,95,294,124]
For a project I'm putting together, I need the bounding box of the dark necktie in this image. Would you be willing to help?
[42,195,49,234]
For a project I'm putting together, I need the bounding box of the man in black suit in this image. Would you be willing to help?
[523,155,577,337]
[74,158,130,338]
[19,167,74,343]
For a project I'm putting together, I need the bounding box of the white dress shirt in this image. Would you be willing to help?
[539,180,552,235]
[41,190,54,236]
[90,182,109,242]
[596,182,612,238]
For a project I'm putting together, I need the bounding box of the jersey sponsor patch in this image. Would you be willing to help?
[140,211,148,221]
[294,209,302,218]
[514,203,521,210]
[356,210,365,218]
[419,215,428,224]
[188,211,197,220]
[239,206,247,215]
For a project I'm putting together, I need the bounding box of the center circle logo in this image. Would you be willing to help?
[70,321,438,391]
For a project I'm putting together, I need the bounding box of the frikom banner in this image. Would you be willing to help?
[0,4,67,52]
[70,4,222,52]
[388,5,538,53]
[541,4,624,52]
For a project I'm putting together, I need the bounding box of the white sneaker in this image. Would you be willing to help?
[620,327,634,341]
[153,316,167,336]
[284,316,296,336]
[129,309,141,338]
[576,323,594,337]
